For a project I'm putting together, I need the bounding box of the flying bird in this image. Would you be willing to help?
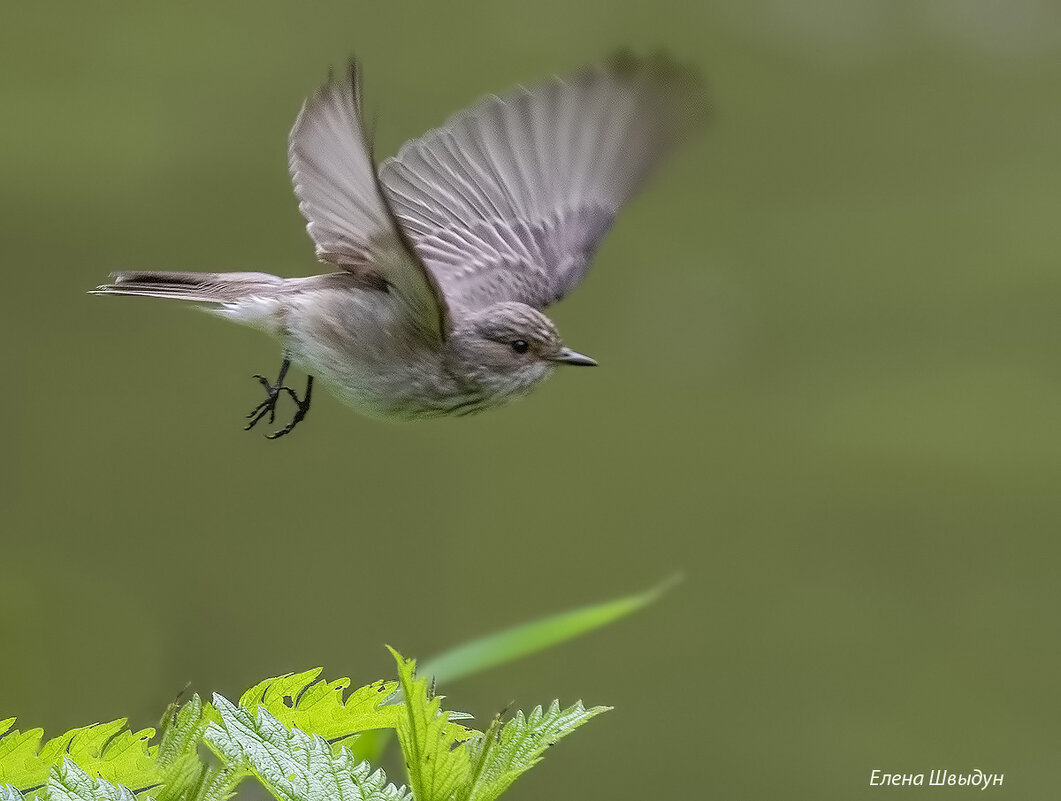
[94,52,704,438]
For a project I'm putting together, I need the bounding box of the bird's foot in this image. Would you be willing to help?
[244,360,314,439]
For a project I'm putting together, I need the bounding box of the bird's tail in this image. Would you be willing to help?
[92,270,286,304]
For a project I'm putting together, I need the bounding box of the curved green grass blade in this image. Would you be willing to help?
[420,575,680,685]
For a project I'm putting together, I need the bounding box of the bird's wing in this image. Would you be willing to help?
[289,61,449,340]
[378,52,704,312]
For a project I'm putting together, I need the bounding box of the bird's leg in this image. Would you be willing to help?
[244,357,313,438]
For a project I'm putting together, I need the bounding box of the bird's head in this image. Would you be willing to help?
[449,302,596,401]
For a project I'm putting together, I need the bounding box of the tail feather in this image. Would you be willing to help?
[92,271,285,304]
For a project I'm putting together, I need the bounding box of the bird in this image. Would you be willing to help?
[94,51,704,438]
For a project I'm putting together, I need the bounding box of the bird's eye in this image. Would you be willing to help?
[511,339,529,354]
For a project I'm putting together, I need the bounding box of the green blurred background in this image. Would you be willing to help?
[2,1,1060,797]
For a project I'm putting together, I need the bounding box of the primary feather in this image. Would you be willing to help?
[379,51,704,312]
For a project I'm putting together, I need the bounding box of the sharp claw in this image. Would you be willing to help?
[246,399,268,418]
[244,404,270,429]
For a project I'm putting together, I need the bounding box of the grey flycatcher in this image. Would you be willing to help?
[94,52,703,437]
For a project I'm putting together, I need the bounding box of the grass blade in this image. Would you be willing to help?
[421,575,680,685]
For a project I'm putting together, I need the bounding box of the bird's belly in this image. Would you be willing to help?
[304,357,477,421]
[281,291,479,420]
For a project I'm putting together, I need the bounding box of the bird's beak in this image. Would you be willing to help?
[553,347,598,366]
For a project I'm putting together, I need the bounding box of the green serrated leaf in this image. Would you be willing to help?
[151,692,221,801]
[48,760,139,801]
[462,701,610,801]
[156,694,213,769]
[156,696,213,801]
[388,648,475,801]
[204,694,409,801]
[238,670,402,748]
[0,720,160,794]
[0,721,45,788]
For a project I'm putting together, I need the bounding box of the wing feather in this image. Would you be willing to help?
[379,52,704,312]
[289,61,449,339]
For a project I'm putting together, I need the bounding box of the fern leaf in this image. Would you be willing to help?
[238,671,401,748]
[1,784,24,801]
[204,694,409,801]
[388,649,475,801]
[48,760,139,801]
[462,701,610,801]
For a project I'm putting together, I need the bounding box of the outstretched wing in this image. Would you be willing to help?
[289,62,449,340]
[378,52,704,312]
